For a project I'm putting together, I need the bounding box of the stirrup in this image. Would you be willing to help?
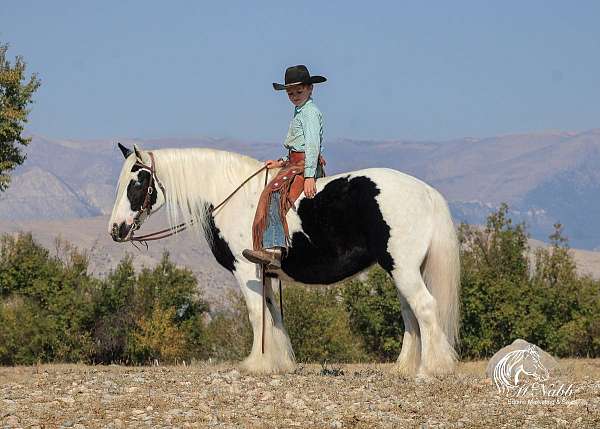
[242,248,282,267]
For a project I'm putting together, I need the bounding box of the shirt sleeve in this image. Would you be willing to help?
[300,109,322,178]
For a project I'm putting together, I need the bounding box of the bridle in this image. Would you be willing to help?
[130,152,164,234]
[123,152,268,245]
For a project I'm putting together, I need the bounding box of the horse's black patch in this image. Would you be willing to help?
[282,176,394,284]
[127,170,157,211]
[203,206,237,272]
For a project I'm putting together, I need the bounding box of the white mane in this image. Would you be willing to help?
[150,147,264,236]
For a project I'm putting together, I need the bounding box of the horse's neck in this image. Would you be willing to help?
[154,147,264,218]
[154,148,269,254]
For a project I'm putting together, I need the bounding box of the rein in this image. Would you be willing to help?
[127,153,268,244]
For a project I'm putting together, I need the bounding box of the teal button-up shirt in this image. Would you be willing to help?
[283,98,323,178]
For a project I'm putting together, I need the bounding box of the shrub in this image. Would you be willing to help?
[282,284,369,363]
[2,205,599,367]
[128,306,188,364]
[203,290,252,362]
[343,267,403,361]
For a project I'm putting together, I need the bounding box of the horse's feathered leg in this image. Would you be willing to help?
[235,262,295,374]
[396,296,421,376]
[392,266,457,376]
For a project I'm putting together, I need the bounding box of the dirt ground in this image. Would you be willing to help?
[1,360,598,428]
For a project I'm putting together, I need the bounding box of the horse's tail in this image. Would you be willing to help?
[422,188,461,348]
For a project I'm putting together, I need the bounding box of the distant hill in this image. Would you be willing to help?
[1,129,599,249]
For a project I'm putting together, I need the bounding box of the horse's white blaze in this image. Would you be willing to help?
[109,155,137,234]
[108,189,135,233]
[110,146,461,376]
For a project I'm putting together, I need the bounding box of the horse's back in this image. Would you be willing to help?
[320,167,434,194]
[282,167,440,284]
[315,167,439,230]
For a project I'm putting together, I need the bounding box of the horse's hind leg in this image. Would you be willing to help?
[396,296,421,376]
[391,266,456,376]
[235,262,295,374]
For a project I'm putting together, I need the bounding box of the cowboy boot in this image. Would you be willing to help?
[242,247,283,268]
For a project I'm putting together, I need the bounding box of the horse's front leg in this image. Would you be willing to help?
[234,262,296,374]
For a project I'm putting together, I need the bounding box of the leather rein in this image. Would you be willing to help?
[126,152,268,245]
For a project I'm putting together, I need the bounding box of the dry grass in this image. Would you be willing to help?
[1,359,599,428]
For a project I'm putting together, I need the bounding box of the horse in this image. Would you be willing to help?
[108,143,460,376]
[493,346,550,393]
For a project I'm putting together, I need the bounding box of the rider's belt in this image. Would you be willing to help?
[252,151,324,250]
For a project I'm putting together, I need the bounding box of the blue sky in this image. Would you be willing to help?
[2,1,599,142]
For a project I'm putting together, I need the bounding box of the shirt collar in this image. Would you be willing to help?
[294,97,313,114]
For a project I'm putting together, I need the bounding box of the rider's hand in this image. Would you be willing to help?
[304,177,317,198]
[265,159,284,169]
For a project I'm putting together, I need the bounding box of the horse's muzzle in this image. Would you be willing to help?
[111,222,132,242]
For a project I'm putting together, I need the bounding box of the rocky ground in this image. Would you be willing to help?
[1,360,599,428]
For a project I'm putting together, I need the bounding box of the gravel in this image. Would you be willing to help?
[1,360,599,428]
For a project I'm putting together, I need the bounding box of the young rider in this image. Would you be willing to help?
[243,65,326,267]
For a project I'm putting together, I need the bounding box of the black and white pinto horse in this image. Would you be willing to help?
[109,144,460,376]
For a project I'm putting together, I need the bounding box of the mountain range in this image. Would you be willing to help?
[2,130,599,248]
[0,130,598,291]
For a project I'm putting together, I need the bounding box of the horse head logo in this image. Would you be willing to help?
[493,345,550,394]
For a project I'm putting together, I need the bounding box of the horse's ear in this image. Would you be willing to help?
[117,142,133,159]
[133,144,150,164]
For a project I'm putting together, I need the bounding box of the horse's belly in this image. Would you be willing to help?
[281,174,396,284]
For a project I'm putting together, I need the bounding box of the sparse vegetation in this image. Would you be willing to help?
[1,204,599,366]
[458,204,600,358]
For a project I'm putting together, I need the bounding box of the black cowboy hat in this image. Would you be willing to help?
[272,65,327,91]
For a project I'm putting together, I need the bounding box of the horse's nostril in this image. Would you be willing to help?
[111,223,120,241]
[115,222,133,242]
[111,222,131,242]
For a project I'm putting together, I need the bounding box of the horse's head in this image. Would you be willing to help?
[108,143,166,242]
[522,345,550,382]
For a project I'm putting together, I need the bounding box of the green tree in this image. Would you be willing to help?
[128,306,188,364]
[203,290,252,361]
[89,251,212,364]
[126,252,210,363]
[91,256,137,363]
[0,43,40,191]
[458,204,532,357]
[531,224,600,356]
[457,206,600,358]
[343,267,404,361]
[283,284,369,363]
[0,234,96,363]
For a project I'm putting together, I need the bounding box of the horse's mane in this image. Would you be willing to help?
[151,147,263,237]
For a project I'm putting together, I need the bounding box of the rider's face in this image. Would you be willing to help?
[286,84,312,107]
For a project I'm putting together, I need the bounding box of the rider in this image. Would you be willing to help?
[242,65,326,268]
